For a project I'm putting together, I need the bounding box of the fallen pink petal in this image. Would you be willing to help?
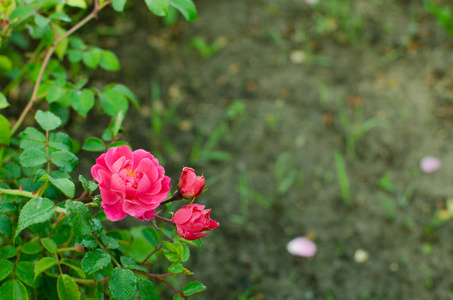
[420,156,441,174]
[286,237,317,257]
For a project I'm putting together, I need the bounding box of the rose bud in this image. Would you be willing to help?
[91,145,171,222]
[178,167,206,200]
[172,204,219,240]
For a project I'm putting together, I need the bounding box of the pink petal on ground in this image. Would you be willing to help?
[420,156,441,174]
[286,237,317,257]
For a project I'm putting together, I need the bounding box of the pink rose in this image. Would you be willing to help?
[91,145,171,222]
[178,167,205,200]
[172,204,219,240]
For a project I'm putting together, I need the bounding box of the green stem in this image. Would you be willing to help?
[0,188,35,198]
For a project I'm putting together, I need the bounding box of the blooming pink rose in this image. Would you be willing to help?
[91,145,171,222]
[173,204,219,240]
[178,167,205,200]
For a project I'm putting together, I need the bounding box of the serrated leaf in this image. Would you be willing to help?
[141,228,158,247]
[99,50,120,71]
[34,257,58,279]
[0,115,10,145]
[80,235,97,249]
[81,249,111,275]
[109,268,137,300]
[138,279,159,300]
[82,137,105,152]
[49,132,72,151]
[50,150,79,173]
[120,256,147,272]
[41,173,75,198]
[181,243,190,262]
[0,203,16,214]
[168,261,183,274]
[19,127,46,150]
[0,215,12,237]
[78,174,98,194]
[82,48,101,69]
[35,110,62,131]
[111,84,140,110]
[57,274,80,300]
[182,281,206,296]
[46,85,66,103]
[21,242,43,254]
[41,237,58,253]
[20,148,47,168]
[100,89,128,117]
[170,0,197,21]
[162,241,178,253]
[113,0,127,12]
[0,280,28,300]
[70,89,95,117]
[15,197,55,240]
[144,0,169,16]
[0,260,14,281]
[163,251,179,262]
[65,200,92,241]
[16,261,41,287]
[0,93,9,109]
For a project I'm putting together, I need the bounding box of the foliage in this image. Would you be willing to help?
[0,0,216,299]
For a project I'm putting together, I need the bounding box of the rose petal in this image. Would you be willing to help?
[420,156,441,174]
[102,200,128,222]
[286,237,317,257]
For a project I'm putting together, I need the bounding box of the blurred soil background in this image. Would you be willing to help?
[72,0,453,299]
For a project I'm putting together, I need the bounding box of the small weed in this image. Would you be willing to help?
[190,37,223,59]
[334,150,351,205]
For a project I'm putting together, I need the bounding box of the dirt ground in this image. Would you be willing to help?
[73,0,453,299]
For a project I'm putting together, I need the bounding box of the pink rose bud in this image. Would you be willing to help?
[173,204,219,240]
[420,156,441,174]
[178,167,206,200]
[286,237,317,257]
[91,146,171,222]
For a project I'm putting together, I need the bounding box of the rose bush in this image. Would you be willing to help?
[178,167,206,200]
[91,145,171,221]
[173,204,219,240]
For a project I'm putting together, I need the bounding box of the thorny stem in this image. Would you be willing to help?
[159,190,184,206]
[10,0,112,136]
[154,214,175,226]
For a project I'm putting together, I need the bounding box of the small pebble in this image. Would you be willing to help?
[354,249,369,263]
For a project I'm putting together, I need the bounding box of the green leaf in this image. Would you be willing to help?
[144,0,169,16]
[112,0,127,12]
[15,197,55,240]
[70,89,95,117]
[82,137,105,152]
[9,6,35,21]
[46,85,66,103]
[49,132,72,151]
[60,259,86,278]
[34,257,58,279]
[0,93,9,109]
[141,228,159,247]
[0,215,12,237]
[163,251,179,262]
[111,84,140,110]
[82,48,101,69]
[181,243,190,262]
[16,261,40,287]
[65,200,92,242]
[138,279,159,300]
[80,235,97,249]
[128,238,155,263]
[0,260,14,281]
[78,174,98,194]
[41,237,58,253]
[41,173,75,198]
[162,241,178,253]
[66,0,87,8]
[57,275,80,300]
[81,249,111,275]
[20,149,47,168]
[34,14,50,28]
[100,89,128,117]
[19,127,46,150]
[99,50,120,71]
[50,12,72,22]
[0,115,10,145]
[0,280,28,300]
[0,203,16,213]
[0,56,13,73]
[54,25,68,60]
[0,246,17,259]
[109,268,138,300]
[168,261,183,274]
[50,150,79,173]
[21,242,43,254]
[183,281,206,296]
[120,256,147,272]
[35,110,62,131]
[169,0,197,21]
